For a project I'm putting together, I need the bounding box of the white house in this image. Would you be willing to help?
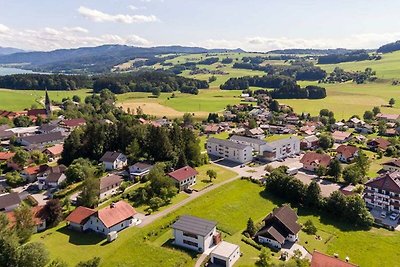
[99,174,123,200]
[210,241,240,267]
[262,137,300,161]
[168,166,198,191]
[129,162,153,179]
[172,215,219,253]
[207,137,253,164]
[0,192,21,212]
[66,201,139,234]
[99,151,127,171]
[229,135,267,154]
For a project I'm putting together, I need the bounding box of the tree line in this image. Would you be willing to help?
[317,50,375,64]
[0,74,91,90]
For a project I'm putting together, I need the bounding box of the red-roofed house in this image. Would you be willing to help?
[364,172,400,212]
[66,201,139,234]
[332,131,352,144]
[168,166,198,191]
[382,158,400,172]
[60,118,86,130]
[0,152,15,162]
[367,138,391,152]
[43,144,64,161]
[300,152,331,172]
[20,164,49,182]
[336,145,359,163]
[311,250,358,267]
[7,205,48,232]
[376,113,400,123]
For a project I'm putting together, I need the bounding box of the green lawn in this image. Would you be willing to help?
[191,163,238,191]
[0,89,92,111]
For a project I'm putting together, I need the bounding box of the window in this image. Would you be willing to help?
[183,232,198,239]
[183,239,198,247]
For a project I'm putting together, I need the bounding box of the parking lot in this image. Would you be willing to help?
[369,207,400,230]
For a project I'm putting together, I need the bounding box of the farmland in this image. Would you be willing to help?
[31,179,400,267]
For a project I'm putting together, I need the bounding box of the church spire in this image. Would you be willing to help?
[45,88,51,116]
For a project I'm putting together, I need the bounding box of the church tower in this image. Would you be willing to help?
[45,88,51,116]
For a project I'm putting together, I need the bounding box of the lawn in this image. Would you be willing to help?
[199,131,230,152]
[191,163,238,191]
[0,88,92,111]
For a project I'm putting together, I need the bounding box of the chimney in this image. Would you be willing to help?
[110,202,116,208]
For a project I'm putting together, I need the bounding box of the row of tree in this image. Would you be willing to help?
[0,74,91,90]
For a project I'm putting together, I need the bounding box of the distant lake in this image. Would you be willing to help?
[0,67,38,76]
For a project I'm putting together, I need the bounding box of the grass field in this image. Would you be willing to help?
[0,89,92,111]
[31,179,400,267]
[191,163,238,190]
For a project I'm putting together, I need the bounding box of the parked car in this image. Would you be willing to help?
[381,211,387,218]
[184,188,193,194]
[390,213,399,221]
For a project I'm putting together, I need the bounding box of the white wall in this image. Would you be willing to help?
[211,246,240,267]
[173,227,216,253]
[257,235,281,249]
[207,141,253,164]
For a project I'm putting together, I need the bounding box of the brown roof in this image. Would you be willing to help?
[332,131,351,141]
[97,201,136,228]
[168,166,198,182]
[6,205,48,226]
[263,205,301,235]
[43,144,64,156]
[382,159,400,168]
[336,145,358,159]
[22,164,49,176]
[367,138,391,150]
[27,109,47,116]
[62,118,86,127]
[66,206,96,224]
[300,152,331,168]
[258,225,286,244]
[46,173,65,183]
[376,113,400,121]
[365,172,400,194]
[99,151,124,163]
[100,174,123,193]
[311,251,358,267]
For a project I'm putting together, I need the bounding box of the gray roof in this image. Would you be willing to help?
[100,174,123,193]
[100,151,124,163]
[0,192,21,210]
[19,131,64,145]
[230,135,267,145]
[172,215,217,236]
[46,173,65,183]
[208,137,250,150]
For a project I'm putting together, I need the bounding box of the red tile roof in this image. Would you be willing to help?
[27,109,47,117]
[22,164,48,176]
[97,201,136,228]
[332,131,351,141]
[62,118,86,127]
[368,138,391,150]
[300,152,331,168]
[43,144,64,156]
[7,205,48,226]
[311,251,358,267]
[66,206,96,225]
[365,172,400,194]
[336,145,358,159]
[168,166,198,182]
[0,152,15,161]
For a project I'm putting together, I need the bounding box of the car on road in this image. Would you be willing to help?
[381,211,387,218]
[184,188,193,194]
[390,213,399,221]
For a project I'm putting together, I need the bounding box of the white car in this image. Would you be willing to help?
[381,211,387,218]
[390,213,399,221]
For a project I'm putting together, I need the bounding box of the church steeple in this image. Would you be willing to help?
[45,88,51,116]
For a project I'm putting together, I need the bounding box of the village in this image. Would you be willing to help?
[0,88,400,267]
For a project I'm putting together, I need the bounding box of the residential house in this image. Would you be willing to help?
[332,122,347,131]
[60,118,86,131]
[300,135,319,150]
[172,215,220,253]
[38,124,64,134]
[5,126,38,137]
[207,138,253,164]
[229,135,267,154]
[100,151,127,171]
[6,205,48,232]
[66,201,138,234]
[17,131,64,147]
[311,250,358,267]
[168,166,198,191]
[336,145,359,163]
[285,115,300,125]
[37,165,66,190]
[364,172,400,212]
[21,164,49,182]
[129,162,153,179]
[300,152,331,172]
[255,205,301,249]
[0,151,15,163]
[382,159,400,172]
[245,127,265,139]
[0,110,19,120]
[0,192,21,212]
[46,173,67,189]
[332,131,352,144]
[299,125,317,136]
[0,125,14,141]
[204,124,223,135]
[210,241,240,267]
[355,124,374,134]
[339,185,357,196]
[99,174,123,200]
[376,113,400,123]
[367,138,391,152]
[347,117,365,128]
[43,144,64,161]
[262,137,300,161]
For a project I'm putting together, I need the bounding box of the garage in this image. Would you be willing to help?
[210,241,240,267]
[212,257,227,266]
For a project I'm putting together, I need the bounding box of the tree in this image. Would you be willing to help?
[319,134,334,150]
[378,120,387,136]
[372,106,380,116]
[183,113,194,126]
[303,219,317,235]
[77,174,100,208]
[13,116,32,127]
[0,214,19,267]
[17,242,49,267]
[149,197,164,210]
[14,205,35,243]
[315,165,326,178]
[363,110,374,121]
[305,181,322,208]
[48,259,69,267]
[30,150,48,165]
[76,257,101,267]
[269,100,280,112]
[125,139,140,163]
[328,159,342,181]
[65,158,98,184]
[206,169,217,182]
[44,199,63,227]
[72,95,81,103]
[354,150,370,178]
[257,248,271,267]
[246,218,256,237]
[389,98,396,107]
[343,165,363,184]
[12,149,30,167]
[248,118,257,129]
[5,171,24,187]
[151,87,161,98]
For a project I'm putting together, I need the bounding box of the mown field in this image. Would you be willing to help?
[31,179,400,267]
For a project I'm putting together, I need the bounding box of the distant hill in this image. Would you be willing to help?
[377,41,400,54]
[0,45,245,73]
[267,48,358,55]
[0,46,25,55]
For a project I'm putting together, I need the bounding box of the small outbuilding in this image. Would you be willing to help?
[210,241,240,267]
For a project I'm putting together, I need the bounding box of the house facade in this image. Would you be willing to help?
[364,172,400,212]
[129,162,153,179]
[207,137,253,164]
[229,135,267,154]
[255,205,301,250]
[382,159,400,172]
[336,145,359,163]
[300,135,319,150]
[172,215,219,253]
[300,152,331,172]
[262,137,300,161]
[0,192,21,212]
[168,166,198,191]
[210,241,240,267]
[367,138,391,152]
[99,174,123,200]
[100,151,128,171]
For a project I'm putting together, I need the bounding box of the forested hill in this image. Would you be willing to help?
[377,40,400,53]
[0,45,244,74]
[0,46,25,55]
[267,48,356,55]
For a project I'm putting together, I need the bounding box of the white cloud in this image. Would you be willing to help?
[0,24,10,33]
[0,25,151,51]
[128,5,138,10]
[78,6,158,24]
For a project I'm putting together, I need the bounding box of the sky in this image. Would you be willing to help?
[1,0,400,52]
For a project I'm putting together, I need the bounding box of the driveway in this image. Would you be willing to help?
[295,172,341,197]
[281,242,311,260]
